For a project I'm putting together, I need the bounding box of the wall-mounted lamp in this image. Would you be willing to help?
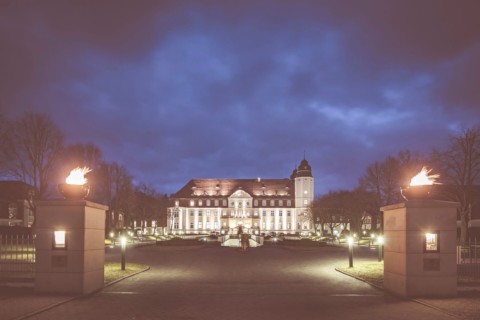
[424,232,439,253]
[54,230,67,249]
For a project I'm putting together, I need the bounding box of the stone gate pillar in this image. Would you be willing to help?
[35,200,107,294]
[381,200,459,297]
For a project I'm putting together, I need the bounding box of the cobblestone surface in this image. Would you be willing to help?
[0,245,478,320]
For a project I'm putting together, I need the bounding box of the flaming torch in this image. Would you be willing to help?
[400,166,440,201]
[58,167,91,200]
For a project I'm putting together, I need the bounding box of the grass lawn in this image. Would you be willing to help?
[104,262,148,284]
[336,261,384,287]
[337,261,480,288]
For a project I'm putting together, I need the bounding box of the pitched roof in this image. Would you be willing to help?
[0,181,34,200]
[173,178,294,198]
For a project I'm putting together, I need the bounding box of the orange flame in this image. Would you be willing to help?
[410,167,440,186]
[66,167,91,185]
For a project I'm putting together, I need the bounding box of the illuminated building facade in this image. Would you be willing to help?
[168,158,314,235]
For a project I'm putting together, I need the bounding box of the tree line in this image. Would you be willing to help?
[310,126,480,243]
[0,112,168,232]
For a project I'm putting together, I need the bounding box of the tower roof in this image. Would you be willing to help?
[295,158,312,178]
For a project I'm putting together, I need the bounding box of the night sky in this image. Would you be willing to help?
[1,1,479,196]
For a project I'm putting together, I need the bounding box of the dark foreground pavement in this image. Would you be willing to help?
[1,244,479,320]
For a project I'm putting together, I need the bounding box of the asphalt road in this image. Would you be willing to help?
[27,244,458,320]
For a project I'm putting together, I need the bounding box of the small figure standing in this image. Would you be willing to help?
[238,226,249,251]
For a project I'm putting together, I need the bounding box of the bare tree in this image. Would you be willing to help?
[132,183,158,234]
[432,126,480,243]
[0,112,64,200]
[359,150,425,231]
[311,191,347,236]
[96,161,133,233]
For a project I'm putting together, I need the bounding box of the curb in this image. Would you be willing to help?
[12,265,150,320]
[334,267,384,291]
[103,265,150,288]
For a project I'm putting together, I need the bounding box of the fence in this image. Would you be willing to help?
[0,234,35,274]
[457,238,480,279]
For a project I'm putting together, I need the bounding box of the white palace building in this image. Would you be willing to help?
[167,158,314,235]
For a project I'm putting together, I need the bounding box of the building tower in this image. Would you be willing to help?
[294,158,314,232]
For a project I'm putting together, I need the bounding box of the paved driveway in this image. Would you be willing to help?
[27,245,458,320]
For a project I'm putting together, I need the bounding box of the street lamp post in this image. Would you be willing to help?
[120,236,127,270]
[348,236,354,268]
[377,236,384,262]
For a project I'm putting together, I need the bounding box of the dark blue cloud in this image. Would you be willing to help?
[1,1,479,195]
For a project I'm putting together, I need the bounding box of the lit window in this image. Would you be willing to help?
[303,199,308,205]
[199,200,203,206]
[190,200,194,207]
[8,203,18,219]
[198,222,203,228]
[254,211,258,216]
[304,190,308,195]
[175,201,179,207]
[206,200,211,206]
[270,200,275,206]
